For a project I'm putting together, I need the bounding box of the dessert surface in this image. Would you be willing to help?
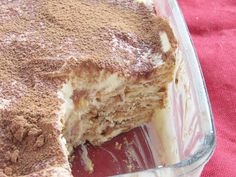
[0,0,177,176]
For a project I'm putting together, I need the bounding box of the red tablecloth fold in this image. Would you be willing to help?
[178,0,236,176]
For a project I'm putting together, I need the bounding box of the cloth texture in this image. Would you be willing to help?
[178,0,236,176]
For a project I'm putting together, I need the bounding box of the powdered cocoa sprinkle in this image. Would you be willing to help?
[0,0,176,176]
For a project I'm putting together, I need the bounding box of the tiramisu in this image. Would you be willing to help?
[0,0,177,176]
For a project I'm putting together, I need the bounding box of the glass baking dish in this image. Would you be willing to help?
[72,0,216,177]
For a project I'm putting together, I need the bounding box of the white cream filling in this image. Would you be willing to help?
[57,82,74,123]
[97,73,124,93]
[150,53,164,68]
[135,0,153,7]
[159,31,171,53]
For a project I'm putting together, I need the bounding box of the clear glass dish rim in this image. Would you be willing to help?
[114,0,216,176]
[166,0,216,170]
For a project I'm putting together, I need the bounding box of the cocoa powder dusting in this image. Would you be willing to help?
[0,0,176,176]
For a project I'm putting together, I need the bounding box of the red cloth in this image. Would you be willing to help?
[178,0,236,176]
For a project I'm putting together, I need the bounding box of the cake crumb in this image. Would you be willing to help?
[4,167,13,176]
[28,127,42,137]
[5,151,11,161]
[127,164,133,172]
[81,145,94,174]
[10,150,20,163]
[34,135,45,148]
[5,149,20,163]
[10,116,29,142]
[115,142,122,150]
[14,127,26,142]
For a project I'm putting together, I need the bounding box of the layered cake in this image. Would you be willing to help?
[0,0,177,176]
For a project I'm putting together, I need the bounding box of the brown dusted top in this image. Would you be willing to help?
[0,0,177,176]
